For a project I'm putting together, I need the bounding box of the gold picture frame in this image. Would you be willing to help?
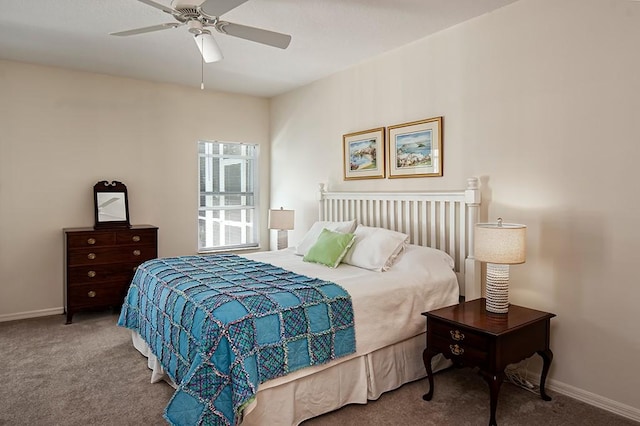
[387,116,443,178]
[343,127,385,180]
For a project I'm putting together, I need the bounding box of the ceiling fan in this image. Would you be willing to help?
[110,0,292,63]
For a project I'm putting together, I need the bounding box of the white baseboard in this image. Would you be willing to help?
[0,307,64,323]
[545,378,640,422]
[525,372,640,422]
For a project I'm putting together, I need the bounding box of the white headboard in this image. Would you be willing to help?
[318,178,482,299]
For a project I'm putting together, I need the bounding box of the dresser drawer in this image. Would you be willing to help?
[67,282,126,309]
[67,231,116,248]
[429,319,489,351]
[67,245,156,266]
[116,228,157,245]
[67,263,140,286]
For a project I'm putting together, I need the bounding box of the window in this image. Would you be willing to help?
[198,141,259,251]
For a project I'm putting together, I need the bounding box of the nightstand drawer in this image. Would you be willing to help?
[430,333,489,365]
[429,319,489,351]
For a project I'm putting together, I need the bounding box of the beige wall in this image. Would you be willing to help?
[0,60,270,318]
[270,0,640,417]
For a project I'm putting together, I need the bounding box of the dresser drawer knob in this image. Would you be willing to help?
[87,290,96,298]
[450,330,465,341]
[87,238,96,245]
[133,249,141,256]
[87,271,96,278]
[132,235,141,242]
[449,344,464,356]
[133,266,138,272]
[87,253,96,260]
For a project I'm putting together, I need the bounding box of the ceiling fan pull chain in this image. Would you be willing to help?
[201,36,205,90]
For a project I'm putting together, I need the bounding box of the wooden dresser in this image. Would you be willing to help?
[63,225,158,324]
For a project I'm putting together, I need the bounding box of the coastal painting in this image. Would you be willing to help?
[387,117,442,178]
[343,127,385,180]
[349,138,377,170]
[395,130,433,168]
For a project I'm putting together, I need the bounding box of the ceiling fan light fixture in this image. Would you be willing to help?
[193,32,223,63]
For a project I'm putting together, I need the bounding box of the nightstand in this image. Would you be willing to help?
[422,298,555,426]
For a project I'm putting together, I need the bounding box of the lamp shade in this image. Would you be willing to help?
[193,32,223,63]
[474,220,526,264]
[268,208,295,230]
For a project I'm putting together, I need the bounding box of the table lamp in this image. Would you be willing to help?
[474,218,526,314]
[268,207,295,250]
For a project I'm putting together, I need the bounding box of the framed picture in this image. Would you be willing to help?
[343,127,385,180]
[387,116,443,178]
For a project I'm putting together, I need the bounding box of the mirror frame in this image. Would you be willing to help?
[93,180,131,229]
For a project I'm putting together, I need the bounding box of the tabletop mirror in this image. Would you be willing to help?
[94,180,130,229]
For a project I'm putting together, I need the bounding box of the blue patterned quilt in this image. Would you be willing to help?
[118,254,356,426]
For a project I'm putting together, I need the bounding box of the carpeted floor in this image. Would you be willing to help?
[0,311,637,426]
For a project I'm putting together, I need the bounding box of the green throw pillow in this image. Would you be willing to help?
[303,228,356,268]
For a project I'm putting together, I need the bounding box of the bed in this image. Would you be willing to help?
[119,178,482,425]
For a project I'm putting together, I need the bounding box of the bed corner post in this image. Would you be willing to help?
[318,183,327,221]
[464,177,482,301]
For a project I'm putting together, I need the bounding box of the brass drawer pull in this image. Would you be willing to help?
[87,290,96,298]
[450,344,464,356]
[133,250,141,256]
[87,271,96,278]
[133,266,138,272]
[450,330,465,341]
[87,253,96,260]
[87,238,96,245]
[132,235,141,242]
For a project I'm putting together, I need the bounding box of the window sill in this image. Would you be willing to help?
[197,246,264,255]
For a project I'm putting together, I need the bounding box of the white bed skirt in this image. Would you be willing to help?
[132,332,450,425]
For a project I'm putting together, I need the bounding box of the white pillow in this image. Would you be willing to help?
[294,220,357,256]
[392,244,455,272]
[342,225,409,271]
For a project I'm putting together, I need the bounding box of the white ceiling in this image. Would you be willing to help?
[0,0,518,98]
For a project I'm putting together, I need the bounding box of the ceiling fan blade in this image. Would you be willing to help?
[200,0,249,18]
[137,0,179,16]
[215,21,291,49]
[110,22,182,36]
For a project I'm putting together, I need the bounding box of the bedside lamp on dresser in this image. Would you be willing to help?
[63,181,158,324]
